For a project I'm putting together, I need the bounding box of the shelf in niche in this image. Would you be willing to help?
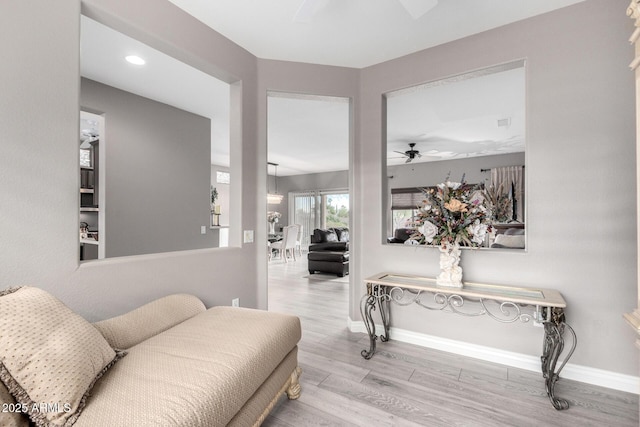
[80,207,99,212]
[80,188,94,194]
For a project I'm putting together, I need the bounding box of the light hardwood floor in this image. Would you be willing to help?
[264,257,639,426]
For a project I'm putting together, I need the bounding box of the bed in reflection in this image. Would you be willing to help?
[490,223,525,249]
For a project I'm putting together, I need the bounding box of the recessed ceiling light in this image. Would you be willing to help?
[125,55,145,65]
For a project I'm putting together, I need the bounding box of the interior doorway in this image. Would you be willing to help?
[266,92,351,314]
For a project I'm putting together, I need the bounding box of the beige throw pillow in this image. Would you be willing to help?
[0,287,125,427]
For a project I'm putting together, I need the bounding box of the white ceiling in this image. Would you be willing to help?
[387,63,525,166]
[268,94,350,175]
[81,1,584,176]
[167,0,585,69]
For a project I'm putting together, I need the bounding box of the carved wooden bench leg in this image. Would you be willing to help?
[285,367,302,400]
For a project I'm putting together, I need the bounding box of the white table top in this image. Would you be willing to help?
[365,272,566,308]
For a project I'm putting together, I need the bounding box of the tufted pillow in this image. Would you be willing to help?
[0,287,125,427]
[314,228,338,243]
[334,227,349,242]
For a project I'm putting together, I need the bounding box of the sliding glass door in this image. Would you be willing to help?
[290,192,316,248]
[322,192,349,228]
[289,190,349,249]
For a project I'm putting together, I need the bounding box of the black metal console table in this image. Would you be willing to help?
[360,272,576,410]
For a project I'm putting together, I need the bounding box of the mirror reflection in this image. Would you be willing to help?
[386,60,526,249]
[79,16,231,260]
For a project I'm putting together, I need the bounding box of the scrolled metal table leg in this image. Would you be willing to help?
[541,308,577,410]
[360,292,378,359]
[378,287,391,343]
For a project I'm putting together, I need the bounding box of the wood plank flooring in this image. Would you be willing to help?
[263,257,639,426]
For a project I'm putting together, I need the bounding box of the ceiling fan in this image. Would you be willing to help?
[294,0,438,23]
[80,130,99,149]
[394,142,422,163]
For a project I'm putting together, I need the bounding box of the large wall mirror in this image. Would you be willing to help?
[79,15,234,260]
[385,60,526,250]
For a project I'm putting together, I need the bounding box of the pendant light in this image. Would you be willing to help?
[267,162,283,204]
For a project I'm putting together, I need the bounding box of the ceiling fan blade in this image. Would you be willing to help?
[393,150,408,156]
[293,0,330,23]
[397,0,438,20]
[405,157,412,163]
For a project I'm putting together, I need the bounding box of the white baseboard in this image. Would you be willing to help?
[348,318,639,395]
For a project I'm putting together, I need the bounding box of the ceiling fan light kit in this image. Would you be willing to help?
[393,142,422,163]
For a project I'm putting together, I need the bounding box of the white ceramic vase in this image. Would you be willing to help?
[269,222,276,234]
[436,241,463,288]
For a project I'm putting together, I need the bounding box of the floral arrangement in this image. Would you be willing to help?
[483,183,512,223]
[267,211,281,223]
[211,186,221,215]
[211,186,218,206]
[411,177,489,247]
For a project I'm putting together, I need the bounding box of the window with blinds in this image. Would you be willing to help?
[390,187,428,210]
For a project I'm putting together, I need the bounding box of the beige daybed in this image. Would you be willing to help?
[0,287,302,427]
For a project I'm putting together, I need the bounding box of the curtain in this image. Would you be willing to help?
[490,165,525,222]
[289,191,316,248]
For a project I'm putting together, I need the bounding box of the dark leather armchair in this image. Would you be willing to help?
[387,228,415,244]
[307,228,349,277]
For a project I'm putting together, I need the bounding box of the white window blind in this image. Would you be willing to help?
[390,187,425,210]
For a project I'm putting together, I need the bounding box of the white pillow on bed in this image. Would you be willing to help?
[493,234,525,248]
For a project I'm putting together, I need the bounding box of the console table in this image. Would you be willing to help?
[360,272,576,410]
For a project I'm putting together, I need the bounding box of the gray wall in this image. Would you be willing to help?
[1,0,262,320]
[387,152,525,189]
[81,78,216,257]
[357,0,637,376]
[267,170,349,227]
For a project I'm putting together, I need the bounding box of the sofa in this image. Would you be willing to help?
[0,287,302,427]
[386,227,415,244]
[307,228,349,277]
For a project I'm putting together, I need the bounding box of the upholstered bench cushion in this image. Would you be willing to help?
[74,307,301,427]
[307,251,349,262]
[93,293,206,349]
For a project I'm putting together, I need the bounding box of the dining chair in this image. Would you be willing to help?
[270,225,298,262]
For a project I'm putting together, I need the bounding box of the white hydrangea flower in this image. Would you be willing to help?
[467,220,487,245]
[419,221,438,243]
